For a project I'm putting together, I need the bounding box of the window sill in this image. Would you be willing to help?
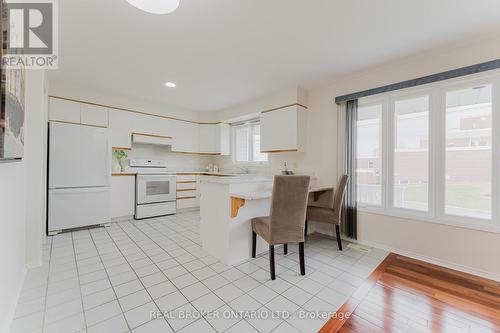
[358,206,500,235]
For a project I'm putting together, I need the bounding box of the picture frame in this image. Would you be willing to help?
[1,0,25,161]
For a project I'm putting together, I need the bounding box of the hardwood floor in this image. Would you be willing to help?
[319,253,500,333]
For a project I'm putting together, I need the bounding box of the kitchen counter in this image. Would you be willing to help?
[229,185,332,200]
[199,175,331,265]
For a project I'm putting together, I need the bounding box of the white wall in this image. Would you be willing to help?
[207,32,500,279]
[0,161,27,332]
[124,143,213,172]
[25,70,49,268]
[1,70,48,332]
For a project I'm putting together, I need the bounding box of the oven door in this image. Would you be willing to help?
[137,175,176,204]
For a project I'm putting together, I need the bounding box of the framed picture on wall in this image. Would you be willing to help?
[1,0,25,161]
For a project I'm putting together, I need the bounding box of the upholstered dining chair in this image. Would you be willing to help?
[251,175,311,280]
[305,174,349,251]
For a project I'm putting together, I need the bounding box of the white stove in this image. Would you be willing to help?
[130,160,177,219]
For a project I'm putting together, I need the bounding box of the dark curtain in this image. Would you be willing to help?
[343,100,357,239]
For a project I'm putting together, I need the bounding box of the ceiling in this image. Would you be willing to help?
[49,0,500,112]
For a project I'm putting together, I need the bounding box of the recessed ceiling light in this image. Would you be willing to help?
[125,0,180,15]
[165,82,177,88]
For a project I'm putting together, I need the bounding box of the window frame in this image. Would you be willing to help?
[356,70,500,233]
[232,122,268,165]
[356,98,385,209]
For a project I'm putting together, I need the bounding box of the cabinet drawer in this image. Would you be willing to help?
[177,189,197,198]
[177,182,197,190]
[176,174,198,182]
[177,197,199,209]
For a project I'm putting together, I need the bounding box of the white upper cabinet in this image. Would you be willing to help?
[49,97,109,128]
[49,98,81,123]
[198,123,230,155]
[109,110,133,148]
[81,104,109,127]
[171,121,199,153]
[260,105,307,152]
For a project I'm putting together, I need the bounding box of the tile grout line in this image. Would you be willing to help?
[14,211,385,333]
[70,232,90,332]
[136,217,339,333]
[116,219,225,332]
[40,237,53,333]
[104,221,177,332]
[87,228,133,332]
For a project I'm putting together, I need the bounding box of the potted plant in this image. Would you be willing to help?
[114,150,127,172]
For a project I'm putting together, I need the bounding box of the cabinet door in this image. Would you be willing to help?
[172,121,199,153]
[81,104,109,127]
[49,98,81,123]
[110,176,135,218]
[217,123,231,155]
[109,110,132,148]
[198,124,217,153]
[260,106,298,152]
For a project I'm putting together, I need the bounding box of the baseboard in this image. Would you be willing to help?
[348,237,500,282]
[111,215,134,223]
[3,266,27,333]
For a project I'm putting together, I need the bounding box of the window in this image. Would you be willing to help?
[355,74,500,228]
[393,95,429,211]
[233,123,268,163]
[445,84,492,219]
[356,104,382,206]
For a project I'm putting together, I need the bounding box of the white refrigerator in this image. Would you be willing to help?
[48,121,111,235]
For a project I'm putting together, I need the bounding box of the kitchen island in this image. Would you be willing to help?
[199,175,331,265]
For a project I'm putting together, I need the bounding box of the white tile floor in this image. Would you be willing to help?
[10,210,388,333]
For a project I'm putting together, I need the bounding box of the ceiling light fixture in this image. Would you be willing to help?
[125,0,180,14]
[165,82,177,88]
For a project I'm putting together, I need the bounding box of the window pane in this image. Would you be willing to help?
[393,96,429,211]
[445,84,492,219]
[235,126,249,162]
[357,104,382,205]
[252,125,268,162]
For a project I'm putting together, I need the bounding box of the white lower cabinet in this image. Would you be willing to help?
[111,176,135,219]
[176,174,200,209]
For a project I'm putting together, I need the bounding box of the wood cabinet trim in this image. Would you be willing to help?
[49,95,222,125]
[132,132,173,139]
[112,146,132,150]
[171,151,222,156]
[231,197,246,218]
[177,181,197,184]
[177,188,196,192]
[260,149,298,153]
[50,120,108,129]
[260,103,308,114]
[177,196,197,200]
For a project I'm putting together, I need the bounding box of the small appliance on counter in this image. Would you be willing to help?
[129,159,177,219]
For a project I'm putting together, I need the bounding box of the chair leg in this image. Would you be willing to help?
[252,231,256,258]
[269,245,276,280]
[304,219,308,238]
[283,244,288,255]
[299,242,305,275]
[335,225,342,251]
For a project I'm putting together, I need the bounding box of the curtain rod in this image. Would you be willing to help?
[335,58,500,103]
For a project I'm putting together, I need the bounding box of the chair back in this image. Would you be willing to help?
[333,174,349,221]
[269,175,311,244]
